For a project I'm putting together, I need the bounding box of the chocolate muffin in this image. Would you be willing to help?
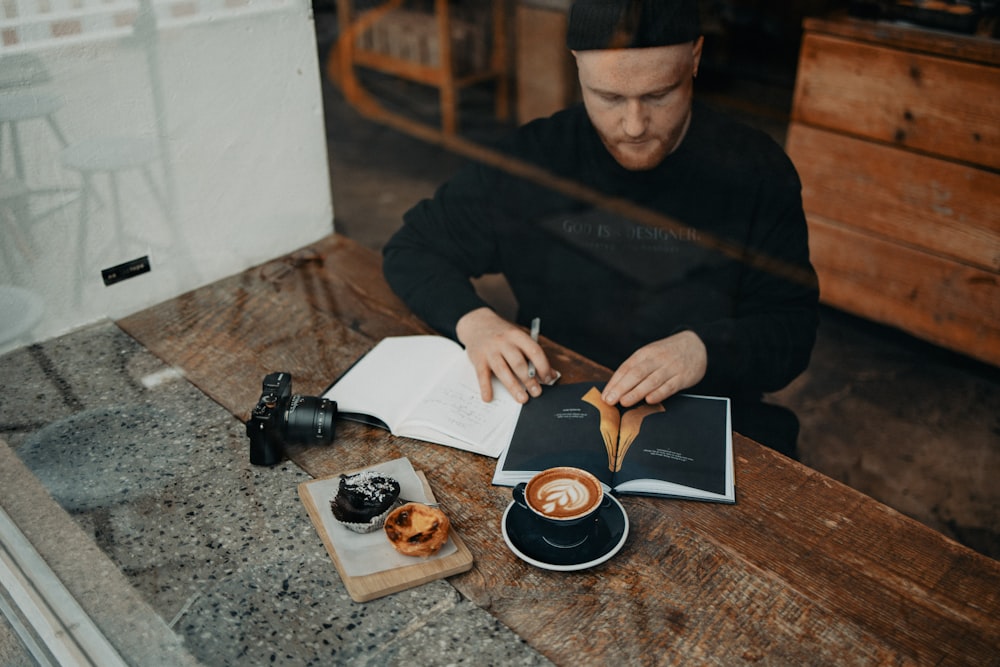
[329,471,401,533]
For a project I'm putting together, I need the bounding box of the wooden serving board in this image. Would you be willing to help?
[298,470,473,602]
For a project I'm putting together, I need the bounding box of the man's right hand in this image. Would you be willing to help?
[455,307,556,404]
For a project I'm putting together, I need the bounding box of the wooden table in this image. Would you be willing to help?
[118,233,1000,666]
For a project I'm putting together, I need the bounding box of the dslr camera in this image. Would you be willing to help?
[246,372,337,466]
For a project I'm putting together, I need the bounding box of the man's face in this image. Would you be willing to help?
[574,39,703,171]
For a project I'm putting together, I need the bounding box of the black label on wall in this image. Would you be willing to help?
[102,256,151,286]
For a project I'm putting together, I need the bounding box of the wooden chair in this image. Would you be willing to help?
[332,0,509,135]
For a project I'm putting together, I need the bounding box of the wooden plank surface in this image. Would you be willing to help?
[116,233,1000,665]
[792,32,1000,169]
[806,214,1000,368]
[803,14,1000,65]
[787,122,1000,272]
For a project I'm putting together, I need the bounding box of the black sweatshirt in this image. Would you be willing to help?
[383,100,819,410]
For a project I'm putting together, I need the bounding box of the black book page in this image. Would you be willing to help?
[499,384,615,486]
[498,383,731,499]
[615,395,728,495]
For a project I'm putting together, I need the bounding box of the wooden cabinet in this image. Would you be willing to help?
[786,15,1000,367]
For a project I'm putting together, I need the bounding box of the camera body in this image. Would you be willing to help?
[246,372,336,466]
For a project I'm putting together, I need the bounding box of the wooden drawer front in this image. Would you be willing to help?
[787,123,1000,272]
[792,33,1000,169]
[808,215,1000,366]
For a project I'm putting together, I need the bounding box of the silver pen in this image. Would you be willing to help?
[527,317,540,378]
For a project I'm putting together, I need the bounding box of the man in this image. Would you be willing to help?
[382,0,819,457]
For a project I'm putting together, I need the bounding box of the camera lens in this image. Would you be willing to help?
[283,395,336,445]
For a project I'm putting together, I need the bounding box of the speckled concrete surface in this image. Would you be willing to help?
[0,440,202,667]
[0,323,551,666]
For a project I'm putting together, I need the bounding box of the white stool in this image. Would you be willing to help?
[0,178,34,269]
[61,135,168,244]
[1,173,80,269]
[60,136,170,295]
[0,91,69,181]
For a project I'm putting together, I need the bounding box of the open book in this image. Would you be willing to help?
[323,336,520,458]
[493,382,734,503]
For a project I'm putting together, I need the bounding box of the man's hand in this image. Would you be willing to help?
[456,307,555,404]
[601,330,707,407]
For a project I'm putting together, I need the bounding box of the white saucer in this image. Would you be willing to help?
[501,494,629,571]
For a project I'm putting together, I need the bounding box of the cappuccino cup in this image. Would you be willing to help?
[513,467,610,548]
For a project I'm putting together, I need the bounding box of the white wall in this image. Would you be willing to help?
[0,0,334,354]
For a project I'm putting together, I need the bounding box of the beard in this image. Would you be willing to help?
[596,110,691,171]
[601,136,673,171]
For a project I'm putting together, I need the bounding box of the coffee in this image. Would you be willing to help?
[524,467,603,521]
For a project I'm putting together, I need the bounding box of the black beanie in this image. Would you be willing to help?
[566,0,701,50]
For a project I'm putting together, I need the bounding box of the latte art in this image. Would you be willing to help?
[525,467,603,520]
[534,479,594,517]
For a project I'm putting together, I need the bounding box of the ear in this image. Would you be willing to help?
[692,36,704,78]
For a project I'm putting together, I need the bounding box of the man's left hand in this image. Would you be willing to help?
[601,330,708,407]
